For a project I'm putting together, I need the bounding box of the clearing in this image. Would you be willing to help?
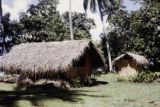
[0,74,160,107]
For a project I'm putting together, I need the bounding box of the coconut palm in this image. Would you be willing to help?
[0,0,2,21]
[69,0,74,40]
[0,0,4,55]
[83,0,117,21]
[83,0,121,71]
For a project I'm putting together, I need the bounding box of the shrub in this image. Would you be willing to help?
[117,76,135,82]
[72,77,97,88]
[117,71,160,83]
[132,71,159,83]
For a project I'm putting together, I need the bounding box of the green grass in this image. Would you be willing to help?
[0,74,160,107]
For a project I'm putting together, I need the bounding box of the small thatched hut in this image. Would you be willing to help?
[113,52,149,78]
[0,40,104,83]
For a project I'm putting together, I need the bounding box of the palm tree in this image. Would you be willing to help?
[69,0,74,40]
[83,0,120,71]
[0,0,2,21]
[0,0,4,55]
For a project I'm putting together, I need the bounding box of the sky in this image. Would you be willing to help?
[2,0,141,41]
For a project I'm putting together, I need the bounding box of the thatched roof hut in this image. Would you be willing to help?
[0,40,104,82]
[113,52,149,78]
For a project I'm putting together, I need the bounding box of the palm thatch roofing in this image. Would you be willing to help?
[112,52,149,66]
[0,40,104,79]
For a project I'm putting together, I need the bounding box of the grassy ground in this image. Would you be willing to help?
[0,73,160,107]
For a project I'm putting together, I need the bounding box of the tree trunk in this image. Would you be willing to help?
[106,38,112,71]
[96,0,112,71]
[102,22,112,71]
[0,0,2,21]
[0,0,4,55]
[69,0,74,40]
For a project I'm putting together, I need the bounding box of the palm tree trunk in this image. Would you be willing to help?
[106,37,112,71]
[69,0,74,40]
[96,0,112,71]
[0,0,2,21]
[102,22,112,71]
[83,0,113,71]
[0,0,4,55]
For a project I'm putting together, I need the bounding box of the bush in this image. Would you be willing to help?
[72,77,96,88]
[117,71,160,83]
[132,71,160,83]
[117,76,135,82]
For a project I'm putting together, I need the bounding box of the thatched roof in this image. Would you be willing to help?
[113,52,149,66]
[0,40,104,79]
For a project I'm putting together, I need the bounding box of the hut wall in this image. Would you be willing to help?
[119,64,138,77]
[117,59,141,77]
[65,53,92,80]
[82,53,92,78]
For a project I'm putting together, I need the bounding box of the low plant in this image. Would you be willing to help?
[117,71,160,83]
[72,77,97,88]
[132,71,159,83]
[117,76,134,82]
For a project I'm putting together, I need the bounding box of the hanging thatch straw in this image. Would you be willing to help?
[0,74,19,83]
[0,40,104,82]
[112,52,149,78]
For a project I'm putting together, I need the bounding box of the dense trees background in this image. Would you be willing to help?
[18,0,95,42]
[1,0,95,48]
[107,0,160,70]
[108,0,160,59]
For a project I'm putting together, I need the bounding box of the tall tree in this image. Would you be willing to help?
[2,13,12,52]
[0,0,4,55]
[69,0,74,40]
[19,0,69,42]
[108,0,160,69]
[83,0,121,71]
[0,13,20,52]
[18,0,95,42]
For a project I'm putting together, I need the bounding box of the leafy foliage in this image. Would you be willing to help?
[1,13,22,52]
[19,0,68,42]
[62,12,95,40]
[117,71,160,83]
[83,0,122,20]
[108,0,160,60]
[132,72,159,83]
[18,0,95,42]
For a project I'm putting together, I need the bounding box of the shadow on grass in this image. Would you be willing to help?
[0,83,109,107]
[92,80,109,85]
[83,80,109,87]
[73,78,109,88]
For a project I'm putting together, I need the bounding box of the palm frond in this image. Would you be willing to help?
[83,0,120,21]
